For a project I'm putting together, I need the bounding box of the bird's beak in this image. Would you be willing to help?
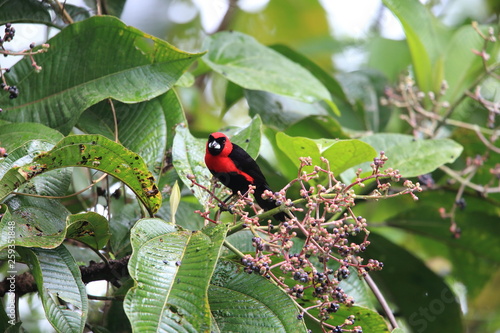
[208,141,220,150]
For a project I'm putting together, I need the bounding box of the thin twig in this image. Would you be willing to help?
[363,272,398,330]
[50,0,74,24]
[440,165,500,194]
[12,173,108,199]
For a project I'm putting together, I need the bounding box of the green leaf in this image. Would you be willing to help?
[203,31,334,108]
[172,124,211,205]
[66,212,110,250]
[124,219,227,333]
[229,0,332,70]
[0,134,161,215]
[367,191,500,298]
[0,196,69,249]
[0,0,53,26]
[0,16,203,133]
[78,90,186,185]
[21,168,72,197]
[209,260,307,333]
[218,115,263,160]
[285,115,348,140]
[367,37,411,82]
[0,123,63,151]
[383,0,450,93]
[271,44,348,102]
[18,246,88,333]
[363,233,463,333]
[443,25,489,104]
[0,198,110,251]
[157,199,205,231]
[78,99,167,179]
[361,134,463,177]
[336,70,392,132]
[109,204,141,257]
[246,90,329,131]
[307,305,390,332]
[0,124,65,193]
[0,139,55,180]
[276,132,377,176]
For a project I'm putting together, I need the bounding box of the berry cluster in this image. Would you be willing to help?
[198,152,421,332]
[241,253,271,276]
[1,23,15,46]
[0,23,49,105]
[1,83,18,99]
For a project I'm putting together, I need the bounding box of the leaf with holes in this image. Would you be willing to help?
[0,134,161,214]
[124,219,227,333]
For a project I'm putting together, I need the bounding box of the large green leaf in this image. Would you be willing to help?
[203,31,336,111]
[342,134,463,182]
[364,133,463,177]
[285,115,348,140]
[0,134,161,214]
[270,44,348,102]
[336,70,392,133]
[0,197,110,250]
[0,16,203,133]
[443,25,492,103]
[209,260,307,333]
[66,212,110,250]
[78,98,167,178]
[0,123,63,151]
[124,218,227,333]
[0,196,69,249]
[18,246,88,333]
[383,0,450,94]
[172,124,211,206]
[276,132,377,179]
[246,90,330,131]
[78,90,187,188]
[364,191,500,299]
[367,37,411,82]
[0,123,70,196]
[0,0,53,26]
[305,305,390,332]
[363,233,463,333]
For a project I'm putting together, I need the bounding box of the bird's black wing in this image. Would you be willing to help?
[229,143,269,187]
[230,143,289,221]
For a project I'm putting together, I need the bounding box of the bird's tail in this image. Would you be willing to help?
[254,184,290,222]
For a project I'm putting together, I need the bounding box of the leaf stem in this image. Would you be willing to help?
[223,239,244,258]
[363,271,399,330]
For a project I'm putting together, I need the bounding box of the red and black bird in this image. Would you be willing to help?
[205,132,288,221]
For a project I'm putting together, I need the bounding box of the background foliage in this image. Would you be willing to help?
[0,0,499,332]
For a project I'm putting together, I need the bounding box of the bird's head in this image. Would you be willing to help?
[207,132,232,156]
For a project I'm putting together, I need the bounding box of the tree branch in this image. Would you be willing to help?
[0,255,130,297]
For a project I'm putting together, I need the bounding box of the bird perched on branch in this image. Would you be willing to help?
[204,132,288,221]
